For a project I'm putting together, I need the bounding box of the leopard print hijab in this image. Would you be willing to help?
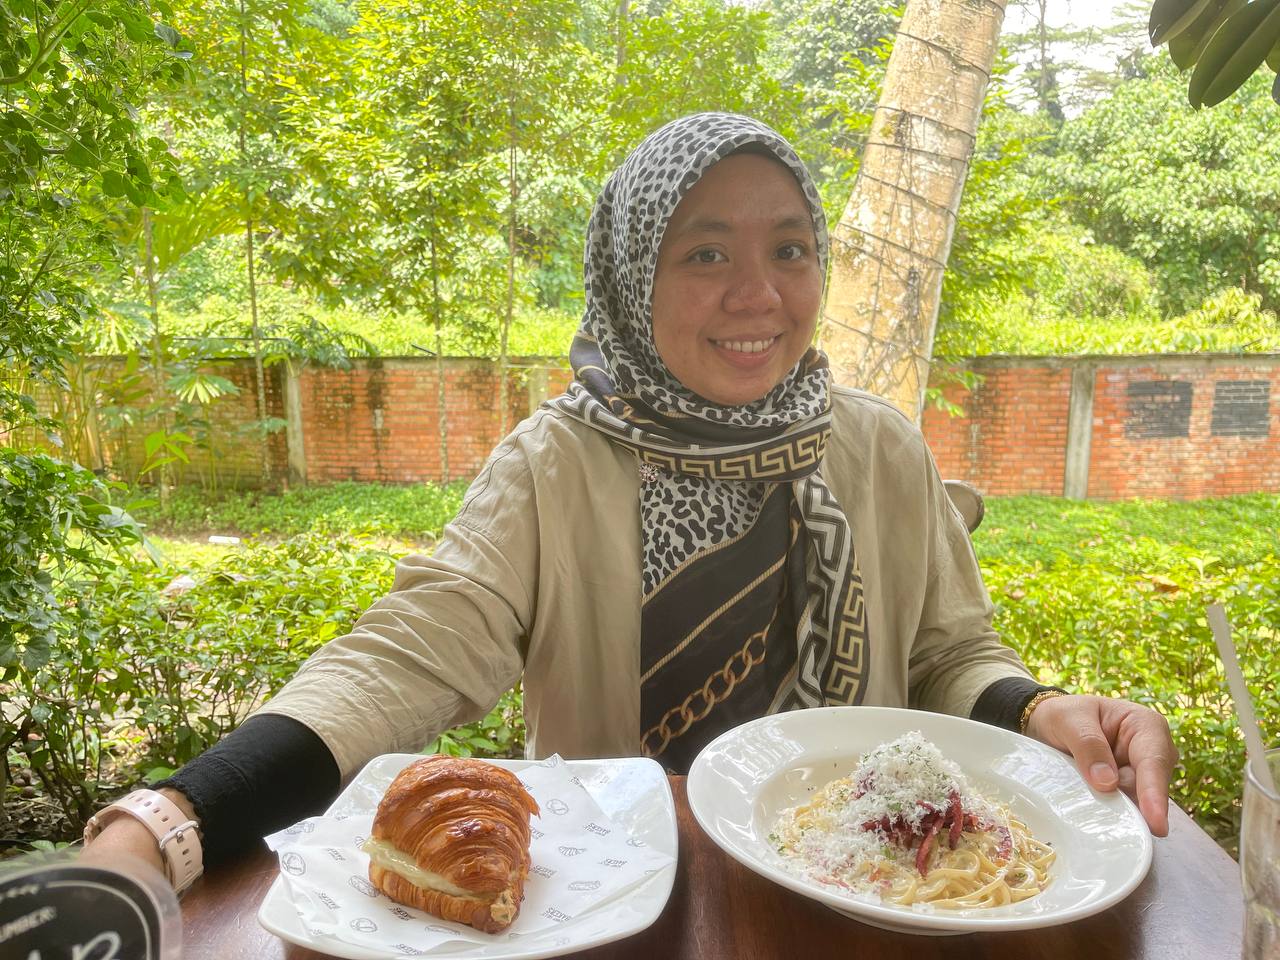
[548,113,869,772]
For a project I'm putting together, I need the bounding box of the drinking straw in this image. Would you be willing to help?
[1207,603,1277,795]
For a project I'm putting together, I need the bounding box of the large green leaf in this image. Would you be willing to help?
[122,185,242,276]
[1169,0,1247,69]
[1150,0,1217,45]
[1188,0,1280,107]
[168,371,240,405]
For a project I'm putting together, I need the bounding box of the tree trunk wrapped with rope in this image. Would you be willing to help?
[822,0,1007,421]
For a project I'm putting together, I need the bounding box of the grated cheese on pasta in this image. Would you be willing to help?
[771,731,999,891]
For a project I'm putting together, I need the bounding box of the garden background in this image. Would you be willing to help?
[2,0,1278,859]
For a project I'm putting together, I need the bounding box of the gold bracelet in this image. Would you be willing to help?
[1019,689,1069,734]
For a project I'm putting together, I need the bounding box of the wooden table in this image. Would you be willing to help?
[181,777,1243,960]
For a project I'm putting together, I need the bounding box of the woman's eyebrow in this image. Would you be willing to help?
[672,213,812,238]
[673,216,733,238]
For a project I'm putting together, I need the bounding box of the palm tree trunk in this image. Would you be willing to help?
[821,0,1007,421]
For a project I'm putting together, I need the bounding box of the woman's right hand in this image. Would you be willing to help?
[78,787,199,888]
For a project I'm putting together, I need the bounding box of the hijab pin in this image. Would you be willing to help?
[638,461,661,484]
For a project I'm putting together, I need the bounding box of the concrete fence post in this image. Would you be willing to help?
[1063,362,1096,499]
[284,360,307,487]
[527,366,549,418]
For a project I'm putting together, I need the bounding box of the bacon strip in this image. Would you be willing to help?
[915,816,943,876]
[860,789,978,876]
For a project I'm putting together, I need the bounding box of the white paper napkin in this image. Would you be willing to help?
[263,755,675,954]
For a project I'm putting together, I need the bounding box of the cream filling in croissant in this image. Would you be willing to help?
[361,839,481,900]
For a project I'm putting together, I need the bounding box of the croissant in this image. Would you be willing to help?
[362,755,540,933]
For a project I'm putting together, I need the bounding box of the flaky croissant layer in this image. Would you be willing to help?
[365,755,541,933]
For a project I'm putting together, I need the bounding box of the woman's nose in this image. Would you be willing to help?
[723,272,782,314]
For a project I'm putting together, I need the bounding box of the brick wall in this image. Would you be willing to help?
[922,361,1073,496]
[923,355,1280,499]
[297,359,570,484]
[1086,358,1280,499]
[79,358,290,488]
[26,353,1279,499]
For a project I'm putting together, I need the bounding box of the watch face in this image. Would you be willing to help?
[0,862,171,959]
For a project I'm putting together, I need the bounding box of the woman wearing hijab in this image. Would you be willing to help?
[83,114,1176,888]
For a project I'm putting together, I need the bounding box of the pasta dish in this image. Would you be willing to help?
[770,731,1055,909]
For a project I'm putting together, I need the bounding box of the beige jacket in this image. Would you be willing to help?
[258,386,1034,780]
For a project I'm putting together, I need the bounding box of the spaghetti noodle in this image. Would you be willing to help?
[771,732,1055,909]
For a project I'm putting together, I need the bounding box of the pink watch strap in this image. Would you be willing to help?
[83,789,203,893]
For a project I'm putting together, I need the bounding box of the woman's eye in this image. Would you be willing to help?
[690,248,725,264]
[777,242,807,261]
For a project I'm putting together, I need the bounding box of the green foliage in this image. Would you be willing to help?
[97,531,397,766]
[940,280,1280,357]
[762,0,895,94]
[978,494,1280,850]
[936,42,1280,358]
[0,452,147,671]
[4,530,398,838]
[992,556,1276,850]
[0,0,184,829]
[609,0,801,154]
[939,220,1160,357]
[762,0,896,205]
[273,0,510,323]
[1147,0,1280,108]
[1036,58,1280,313]
[0,449,150,830]
[426,686,526,760]
[131,480,471,541]
[937,81,1056,345]
[1,0,185,433]
[975,494,1280,572]
[176,299,576,359]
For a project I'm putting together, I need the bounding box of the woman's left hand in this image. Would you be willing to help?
[1023,693,1178,837]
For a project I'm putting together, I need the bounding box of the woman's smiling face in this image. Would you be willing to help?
[650,152,823,407]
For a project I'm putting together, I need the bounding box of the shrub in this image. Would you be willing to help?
[96,532,400,775]
[984,553,1280,852]
[426,686,526,760]
[0,451,148,832]
[3,531,399,842]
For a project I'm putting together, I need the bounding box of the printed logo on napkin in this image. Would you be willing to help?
[264,755,675,952]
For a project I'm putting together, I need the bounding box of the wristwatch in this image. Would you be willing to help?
[83,788,204,894]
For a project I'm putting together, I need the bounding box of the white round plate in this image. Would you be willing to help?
[258,755,677,959]
[687,706,1152,935]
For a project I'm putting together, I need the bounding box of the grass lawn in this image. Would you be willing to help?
[132,480,470,546]
[134,483,1279,572]
[976,493,1280,570]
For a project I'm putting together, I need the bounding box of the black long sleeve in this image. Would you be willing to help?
[155,713,340,867]
[969,675,1066,733]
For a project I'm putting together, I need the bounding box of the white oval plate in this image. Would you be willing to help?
[258,755,677,959]
[687,706,1152,935]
